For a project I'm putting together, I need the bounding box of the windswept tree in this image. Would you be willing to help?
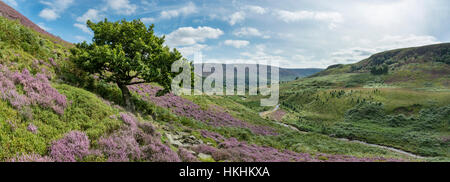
[70,19,182,110]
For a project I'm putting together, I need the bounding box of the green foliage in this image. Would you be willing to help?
[415,106,450,130]
[0,16,68,61]
[0,84,122,160]
[70,19,182,108]
[345,102,385,121]
[370,64,389,75]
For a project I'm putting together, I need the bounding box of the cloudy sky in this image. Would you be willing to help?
[5,0,450,68]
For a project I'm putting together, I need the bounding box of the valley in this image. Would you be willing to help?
[0,1,448,162]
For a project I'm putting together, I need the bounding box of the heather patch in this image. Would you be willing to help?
[195,131,405,162]
[129,84,277,136]
[27,123,37,134]
[49,131,91,162]
[178,148,199,162]
[0,64,67,115]
[7,153,54,162]
[98,113,181,162]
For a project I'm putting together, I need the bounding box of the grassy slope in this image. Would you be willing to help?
[258,44,450,159]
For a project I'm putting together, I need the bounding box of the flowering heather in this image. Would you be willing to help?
[98,129,143,162]
[141,142,181,162]
[178,148,199,162]
[200,130,225,142]
[129,84,276,135]
[0,65,67,115]
[27,123,38,134]
[7,120,16,131]
[7,153,54,162]
[49,131,90,162]
[49,58,57,67]
[193,144,219,155]
[98,113,180,162]
[192,135,404,162]
[120,113,137,129]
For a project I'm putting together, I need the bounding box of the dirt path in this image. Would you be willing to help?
[260,105,425,159]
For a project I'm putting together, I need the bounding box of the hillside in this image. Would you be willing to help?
[0,1,69,46]
[279,68,323,81]
[0,8,421,162]
[241,44,450,159]
[313,43,450,88]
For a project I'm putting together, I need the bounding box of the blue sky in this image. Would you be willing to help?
[5,0,450,68]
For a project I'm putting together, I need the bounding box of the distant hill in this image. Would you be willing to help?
[314,43,450,77]
[195,63,322,82]
[0,1,69,45]
[279,68,323,81]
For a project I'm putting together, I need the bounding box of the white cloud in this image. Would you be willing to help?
[74,23,92,34]
[76,9,105,23]
[39,9,59,21]
[328,34,440,66]
[141,17,156,24]
[178,44,208,57]
[224,40,250,48]
[275,10,343,29]
[37,22,51,31]
[240,44,268,58]
[227,12,245,25]
[74,9,105,34]
[3,0,18,7]
[377,34,439,50]
[244,5,266,14]
[166,26,224,47]
[75,35,88,42]
[39,0,74,21]
[233,27,270,39]
[160,2,197,19]
[104,0,137,15]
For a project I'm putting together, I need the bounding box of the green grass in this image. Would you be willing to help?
[175,94,421,160]
[256,69,450,158]
[0,84,122,159]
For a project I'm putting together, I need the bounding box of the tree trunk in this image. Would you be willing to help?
[118,83,135,111]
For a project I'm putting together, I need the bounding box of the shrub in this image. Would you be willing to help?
[120,113,137,129]
[27,123,38,134]
[345,102,385,121]
[98,113,180,162]
[0,65,67,115]
[370,64,389,75]
[98,129,142,162]
[178,148,199,162]
[385,114,412,127]
[49,131,90,162]
[415,106,450,130]
[7,153,54,162]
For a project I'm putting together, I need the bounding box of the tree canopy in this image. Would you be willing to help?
[70,19,182,109]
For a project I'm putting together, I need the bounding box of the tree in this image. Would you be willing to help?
[70,19,182,110]
[370,64,389,75]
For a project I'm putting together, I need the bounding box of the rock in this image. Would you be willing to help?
[198,153,214,162]
[166,133,183,147]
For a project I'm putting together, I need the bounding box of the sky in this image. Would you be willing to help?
[4,0,450,68]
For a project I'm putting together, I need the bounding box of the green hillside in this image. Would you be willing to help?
[0,15,425,162]
[314,43,450,89]
[245,44,450,159]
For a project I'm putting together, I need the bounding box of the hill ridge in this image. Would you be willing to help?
[0,1,69,45]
